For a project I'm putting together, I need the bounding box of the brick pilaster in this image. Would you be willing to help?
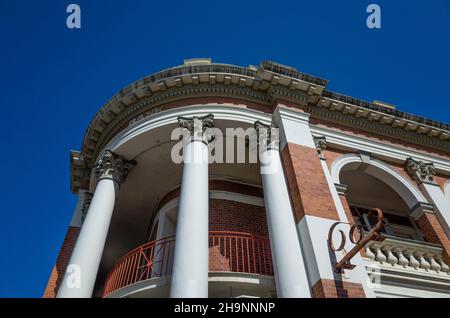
[416,213,450,264]
[281,143,340,222]
[43,226,80,298]
[312,279,366,298]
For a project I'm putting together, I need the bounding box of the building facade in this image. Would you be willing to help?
[44,59,450,298]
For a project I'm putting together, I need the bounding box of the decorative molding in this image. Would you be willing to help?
[309,125,450,174]
[358,150,372,164]
[93,150,136,185]
[410,202,435,221]
[313,135,327,159]
[177,114,215,144]
[69,61,450,193]
[209,191,265,207]
[254,120,279,151]
[80,192,93,223]
[330,153,428,207]
[308,106,449,152]
[406,158,437,185]
[334,183,348,196]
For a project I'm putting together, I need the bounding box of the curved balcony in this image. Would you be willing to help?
[102,231,273,297]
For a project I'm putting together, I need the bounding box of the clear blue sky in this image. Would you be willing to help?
[0,0,449,297]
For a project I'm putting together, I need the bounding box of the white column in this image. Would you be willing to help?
[170,114,214,298]
[407,158,450,238]
[57,150,135,298]
[256,121,311,298]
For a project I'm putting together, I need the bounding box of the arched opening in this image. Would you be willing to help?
[331,154,428,241]
[340,162,423,240]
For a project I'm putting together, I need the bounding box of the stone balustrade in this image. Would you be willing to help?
[365,236,450,274]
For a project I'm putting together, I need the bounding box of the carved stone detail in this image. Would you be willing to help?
[313,135,327,159]
[406,158,436,184]
[334,183,348,196]
[254,121,279,151]
[80,192,93,223]
[93,150,136,184]
[70,62,450,194]
[177,114,215,144]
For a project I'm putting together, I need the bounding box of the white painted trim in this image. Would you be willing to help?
[445,180,450,200]
[330,153,361,185]
[88,104,272,188]
[365,261,450,298]
[156,191,265,215]
[310,125,450,174]
[209,191,265,207]
[107,104,271,153]
[272,106,316,149]
[330,153,428,207]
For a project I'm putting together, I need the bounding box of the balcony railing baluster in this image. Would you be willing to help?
[365,236,450,275]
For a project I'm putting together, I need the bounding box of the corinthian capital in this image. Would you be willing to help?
[254,121,279,151]
[93,150,137,185]
[406,158,436,184]
[177,114,215,144]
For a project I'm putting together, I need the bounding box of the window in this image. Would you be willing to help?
[350,205,423,241]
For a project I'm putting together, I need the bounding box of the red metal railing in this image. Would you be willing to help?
[209,231,273,276]
[102,231,272,297]
[102,236,176,296]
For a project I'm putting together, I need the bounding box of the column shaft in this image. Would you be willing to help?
[170,140,209,298]
[57,178,117,298]
[260,148,311,298]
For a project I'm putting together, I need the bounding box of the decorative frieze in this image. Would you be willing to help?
[177,114,215,144]
[93,150,136,185]
[406,158,437,185]
[69,61,450,193]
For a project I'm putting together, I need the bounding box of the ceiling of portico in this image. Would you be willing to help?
[341,164,410,214]
[93,118,262,296]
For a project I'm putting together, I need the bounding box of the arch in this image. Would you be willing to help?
[331,153,428,208]
[107,104,271,153]
[88,104,272,190]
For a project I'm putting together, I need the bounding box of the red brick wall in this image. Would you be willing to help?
[279,140,367,297]
[209,199,267,236]
[417,213,450,264]
[281,143,340,222]
[154,181,271,275]
[312,279,366,298]
[43,226,80,298]
[435,175,450,192]
[208,198,272,275]
[156,180,264,211]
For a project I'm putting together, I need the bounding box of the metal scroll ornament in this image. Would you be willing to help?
[328,208,386,273]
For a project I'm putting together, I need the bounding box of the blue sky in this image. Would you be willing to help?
[0,0,449,297]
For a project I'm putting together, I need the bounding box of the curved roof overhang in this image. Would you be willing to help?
[70,59,450,193]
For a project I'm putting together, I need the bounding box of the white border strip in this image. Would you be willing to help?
[310,125,450,174]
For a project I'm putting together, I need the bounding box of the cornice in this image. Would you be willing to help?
[71,60,450,193]
[308,106,449,152]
